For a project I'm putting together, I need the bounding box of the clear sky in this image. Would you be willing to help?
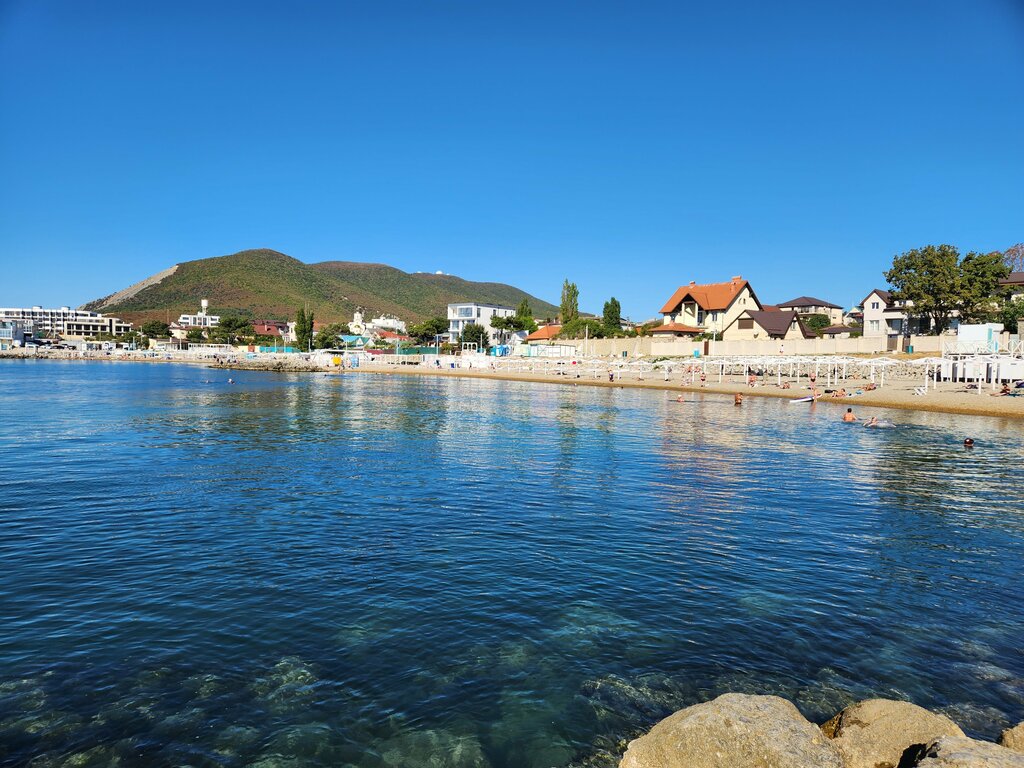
[2,0,1022,320]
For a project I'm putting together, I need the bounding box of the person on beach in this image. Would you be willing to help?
[842,408,857,422]
[700,372,706,387]
[991,383,1011,396]
[748,374,757,387]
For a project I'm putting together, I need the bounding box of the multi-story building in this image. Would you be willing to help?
[860,289,933,338]
[175,299,220,329]
[447,303,516,345]
[0,321,29,350]
[0,306,132,339]
[656,277,762,339]
[775,296,845,325]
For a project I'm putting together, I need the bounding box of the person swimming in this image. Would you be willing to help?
[964,438,975,448]
[734,393,743,405]
[841,408,857,422]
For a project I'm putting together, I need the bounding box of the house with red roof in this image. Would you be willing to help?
[525,324,562,344]
[657,276,762,339]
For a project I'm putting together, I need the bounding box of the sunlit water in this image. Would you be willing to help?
[1,360,1022,767]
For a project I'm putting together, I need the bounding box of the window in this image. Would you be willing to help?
[738,318,754,330]
[871,301,879,310]
[869,320,880,332]
[457,307,474,318]
[697,310,705,325]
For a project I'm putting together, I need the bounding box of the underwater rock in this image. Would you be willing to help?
[377,728,490,768]
[249,657,318,713]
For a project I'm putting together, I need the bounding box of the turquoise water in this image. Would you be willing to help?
[1,360,1022,767]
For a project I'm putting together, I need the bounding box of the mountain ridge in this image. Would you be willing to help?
[83,249,558,325]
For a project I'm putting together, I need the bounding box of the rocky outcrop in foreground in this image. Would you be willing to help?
[620,694,1024,768]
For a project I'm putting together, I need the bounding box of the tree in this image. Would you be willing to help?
[140,320,170,338]
[560,280,579,323]
[557,317,607,339]
[186,327,205,343]
[602,297,622,331]
[313,323,346,349]
[884,245,963,334]
[211,315,254,344]
[408,316,448,344]
[459,322,489,350]
[803,314,831,336]
[1003,243,1024,272]
[294,307,314,351]
[998,298,1024,332]
[959,250,1011,322]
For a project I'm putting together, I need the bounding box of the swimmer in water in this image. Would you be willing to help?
[964,438,975,448]
[864,416,879,427]
[228,378,235,384]
[841,408,857,422]
[734,393,743,405]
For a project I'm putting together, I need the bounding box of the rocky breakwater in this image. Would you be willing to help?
[620,694,1024,768]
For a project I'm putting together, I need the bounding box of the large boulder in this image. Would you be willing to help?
[822,698,965,768]
[618,692,843,768]
[1002,723,1024,753]
[906,736,1024,766]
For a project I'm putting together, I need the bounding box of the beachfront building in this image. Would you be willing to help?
[0,306,132,339]
[658,277,762,340]
[722,310,815,341]
[447,302,516,345]
[253,320,288,337]
[1001,272,1024,301]
[525,325,562,345]
[775,296,845,325]
[0,321,29,350]
[176,300,220,330]
[860,289,933,338]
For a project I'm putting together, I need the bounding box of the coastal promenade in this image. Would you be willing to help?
[4,348,1024,420]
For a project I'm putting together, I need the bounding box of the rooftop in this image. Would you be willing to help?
[660,276,752,314]
[777,296,843,310]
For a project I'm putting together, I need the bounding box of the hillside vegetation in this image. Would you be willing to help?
[84,249,558,324]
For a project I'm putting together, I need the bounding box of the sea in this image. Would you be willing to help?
[1,359,1022,767]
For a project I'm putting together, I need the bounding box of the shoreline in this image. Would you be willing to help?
[4,351,1023,420]
[344,363,1024,421]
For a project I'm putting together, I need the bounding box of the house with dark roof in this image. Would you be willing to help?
[776,296,845,325]
[860,288,932,338]
[658,276,762,339]
[722,310,815,341]
[1000,272,1024,301]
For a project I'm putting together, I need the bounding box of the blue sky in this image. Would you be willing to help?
[2,0,1022,320]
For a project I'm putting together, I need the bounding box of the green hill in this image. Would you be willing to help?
[84,249,558,325]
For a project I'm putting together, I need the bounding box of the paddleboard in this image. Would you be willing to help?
[789,396,816,404]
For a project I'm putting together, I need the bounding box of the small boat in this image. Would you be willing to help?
[789,395,816,404]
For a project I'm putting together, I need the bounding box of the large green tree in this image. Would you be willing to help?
[186,327,205,343]
[140,320,170,338]
[959,250,1011,322]
[884,245,963,334]
[602,297,622,331]
[294,307,315,351]
[408,316,449,344]
[459,322,489,350]
[211,316,254,344]
[557,317,607,339]
[313,323,346,349]
[560,280,579,323]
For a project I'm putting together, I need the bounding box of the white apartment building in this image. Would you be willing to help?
[0,306,132,339]
[447,302,516,344]
[176,299,220,328]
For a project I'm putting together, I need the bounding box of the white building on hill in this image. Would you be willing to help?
[447,302,516,344]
